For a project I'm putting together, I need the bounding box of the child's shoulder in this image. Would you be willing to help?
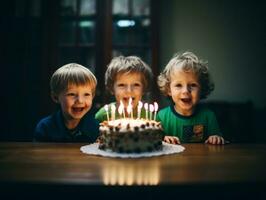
[196,104,216,117]
[158,105,171,113]
[157,106,172,118]
[36,111,60,128]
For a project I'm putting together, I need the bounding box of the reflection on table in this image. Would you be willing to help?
[102,160,160,185]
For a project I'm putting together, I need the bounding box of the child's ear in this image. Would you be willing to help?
[51,93,59,103]
[167,89,172,97]
[110,88,114,95]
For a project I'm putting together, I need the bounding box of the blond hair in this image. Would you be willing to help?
[157,51,214,99]
[105,56,153,93]
[50,63,97,97]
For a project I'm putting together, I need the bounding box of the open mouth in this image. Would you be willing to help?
[122,97,135,104]
[72,107,84,113]
[181,98,192,104]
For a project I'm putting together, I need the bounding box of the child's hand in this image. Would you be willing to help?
[164,136,180,145]
[205,135,225,145]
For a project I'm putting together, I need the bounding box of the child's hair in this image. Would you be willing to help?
[157,51,214,99]
[50,63,97,97]
[105,56,153,94]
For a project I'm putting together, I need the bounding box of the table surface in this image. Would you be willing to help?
[1,142,266,186]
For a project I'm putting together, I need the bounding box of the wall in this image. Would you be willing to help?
[159,0,266,109]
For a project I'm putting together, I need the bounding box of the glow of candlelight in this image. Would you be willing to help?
[111,104,116,121]
[137,101,143,119]
[119,100,126,118]
[129,97,133,119]
[144,103,148,120]
[118,103,123,118]
[127,104,133,119]
[104,104,110,121]
[128,97,132,106]
[149,104,154,120]
[154,102,158,120]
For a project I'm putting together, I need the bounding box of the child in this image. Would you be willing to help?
[157,52,225,145]
[95,56,153,121]
[34,63,99,142]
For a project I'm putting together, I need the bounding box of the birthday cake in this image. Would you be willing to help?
[98,118,163,153]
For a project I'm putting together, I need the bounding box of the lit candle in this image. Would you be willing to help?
[154,102,158,121]
[118,102,123,118]
[128,97,133,119]
[119,100,126,118]
[104,104,110,121]
[144,103,149,120]
[111,104,116,121]
[127,104,133,119]
[149,104,154,120]
[137,101,143,119]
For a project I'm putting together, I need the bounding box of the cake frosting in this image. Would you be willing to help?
[98,118,163,153]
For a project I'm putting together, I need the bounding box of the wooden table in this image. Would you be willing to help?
[1,142,266,199]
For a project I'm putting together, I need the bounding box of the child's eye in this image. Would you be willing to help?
[175,84,182,88]
[190,83,199,89]
[133,83,141,87]
[190,83,198,88]
[66,93,75,96]
[117,84,125,88]
[84,93,91,97]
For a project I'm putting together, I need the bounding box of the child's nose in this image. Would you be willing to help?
[126,85,133,93]
[76,95,84,103]
[182,86,190,93]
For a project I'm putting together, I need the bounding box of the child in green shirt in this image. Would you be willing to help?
[157,52,225,145]
[95,56,153,121]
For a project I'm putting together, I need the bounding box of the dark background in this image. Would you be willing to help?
[1,0,266,142]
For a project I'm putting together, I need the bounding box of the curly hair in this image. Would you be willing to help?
[157,51,214,99]
[105,56,153,94]
[50,63,97,97]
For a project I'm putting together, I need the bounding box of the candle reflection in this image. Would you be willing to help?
[102,160,160,185]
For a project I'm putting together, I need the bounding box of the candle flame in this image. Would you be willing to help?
[154,102,158,111]
[138,101,143,109]
[118,101,124,115]
[129,97,132,105]
[144,103,148,110]
[127,104,132,114]
[149,104,154,112]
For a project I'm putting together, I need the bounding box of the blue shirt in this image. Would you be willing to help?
[34,110,99,143]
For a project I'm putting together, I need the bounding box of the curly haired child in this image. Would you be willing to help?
[157,52,225,145]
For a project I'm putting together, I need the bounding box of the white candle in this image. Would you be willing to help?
[137,101,143,119]
[104,104,110,121]
[144,103,148,120]
[149,104,154,120]
[154,102,158,121]
[111,104,116,121]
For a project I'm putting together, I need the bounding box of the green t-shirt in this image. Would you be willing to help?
[95,102,148,122]
[157,105,221,143]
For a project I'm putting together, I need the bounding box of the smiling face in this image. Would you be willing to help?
[113,72,144,109]
[54,83,93,127]
[168,68,201,116]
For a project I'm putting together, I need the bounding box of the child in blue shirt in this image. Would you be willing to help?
[157,52,225,145]
[34,63,99,142]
